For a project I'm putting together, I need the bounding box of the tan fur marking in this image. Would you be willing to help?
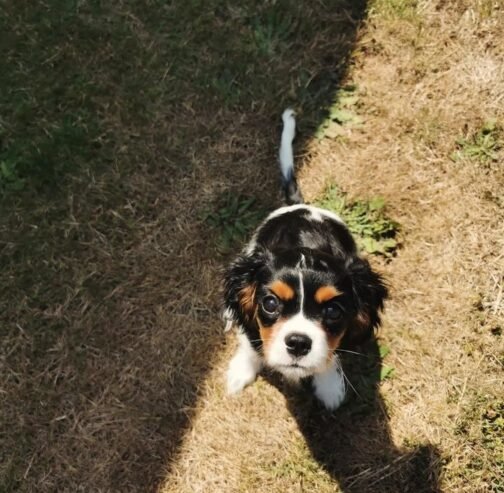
[314,285,342,304]
[269,280,295,301]
[326,330,346,363]
[352,310,371,336]
[257,317,285,356]
[344,309,372,346]
[239,284,257,319]
[327,331,346,352]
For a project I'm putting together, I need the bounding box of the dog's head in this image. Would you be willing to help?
[224,248,387,379]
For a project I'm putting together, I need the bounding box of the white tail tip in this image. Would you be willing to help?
[281,108,296,136]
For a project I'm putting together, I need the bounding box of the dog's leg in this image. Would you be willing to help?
[312,361,346,410]
[227,332,262,394]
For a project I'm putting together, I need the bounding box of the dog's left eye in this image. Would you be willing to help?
[262,295,280,314]
[323,301,344,321]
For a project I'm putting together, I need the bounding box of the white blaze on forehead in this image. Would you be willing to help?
[297,253,306,269]
[298,270,304,312]
[265,268,332,375]
[264,269,333,378]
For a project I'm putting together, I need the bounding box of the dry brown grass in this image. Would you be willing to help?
[163,1,504,492]
[1,0,503,492]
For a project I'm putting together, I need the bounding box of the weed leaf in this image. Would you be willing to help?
[380,365,395,381]
[315,185,399,256]
[379,344,391,358]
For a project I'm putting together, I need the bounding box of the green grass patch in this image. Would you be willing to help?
[476,0,501,19]
[251,8,298,57]
[0,112,101,193]
[378,343,395,381]
[371,0,419,20]
[451,120,501,164]
[206,185,400,257]
[203,193,266,254]
[314,185,399,257]
[481,401,504,452]
[315,85,363,140]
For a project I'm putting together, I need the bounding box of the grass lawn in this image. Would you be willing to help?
[1,1,503,492]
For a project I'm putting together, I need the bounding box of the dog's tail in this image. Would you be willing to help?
[279,109,303,204]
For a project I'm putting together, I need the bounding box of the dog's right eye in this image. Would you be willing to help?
[323,300,344,322]
[262,295,280,314]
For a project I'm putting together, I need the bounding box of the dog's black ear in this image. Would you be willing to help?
[224,250,270,328]
[342,256,388,347]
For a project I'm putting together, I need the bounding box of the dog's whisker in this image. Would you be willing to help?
[245,338,263,344]
[335,348,367,357]
[339,364,361,400]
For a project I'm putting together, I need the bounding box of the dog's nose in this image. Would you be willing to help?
[285,333,312,357]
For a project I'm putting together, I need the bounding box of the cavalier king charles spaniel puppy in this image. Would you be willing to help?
[223,109,388,410]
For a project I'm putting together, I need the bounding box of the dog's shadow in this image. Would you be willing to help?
[264,338,443,493]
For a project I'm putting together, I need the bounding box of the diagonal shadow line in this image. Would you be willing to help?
[0,0,440,491]
[159,2,373,486]
[200,1,444,491]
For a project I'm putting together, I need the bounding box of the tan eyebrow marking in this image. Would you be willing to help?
[269,280,295,301]
[315,285,342,304]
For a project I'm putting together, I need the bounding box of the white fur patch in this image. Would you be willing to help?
[223,307,234,332]
[298,270,304,304]
[226,333,262,395]
[266,312,329,378]
[313,362,346,410]
[297,254,307,269]
[266,204,344,224]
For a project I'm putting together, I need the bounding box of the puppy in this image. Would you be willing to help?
[223,109,388,410]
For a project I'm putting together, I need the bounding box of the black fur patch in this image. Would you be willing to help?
[224,206,388,351]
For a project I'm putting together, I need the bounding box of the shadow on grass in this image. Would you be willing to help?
[0,0,441,492]
[266,339,443,492]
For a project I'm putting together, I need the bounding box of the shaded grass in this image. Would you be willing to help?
[248,338,442,493]
[454,395,504,492]
[0,0,367,194]
[203,194,266,254]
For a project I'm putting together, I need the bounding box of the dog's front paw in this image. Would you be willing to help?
[226,353,260,395]
[313,367,346,411]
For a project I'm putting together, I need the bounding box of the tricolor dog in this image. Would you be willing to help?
[223,110,388,410]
